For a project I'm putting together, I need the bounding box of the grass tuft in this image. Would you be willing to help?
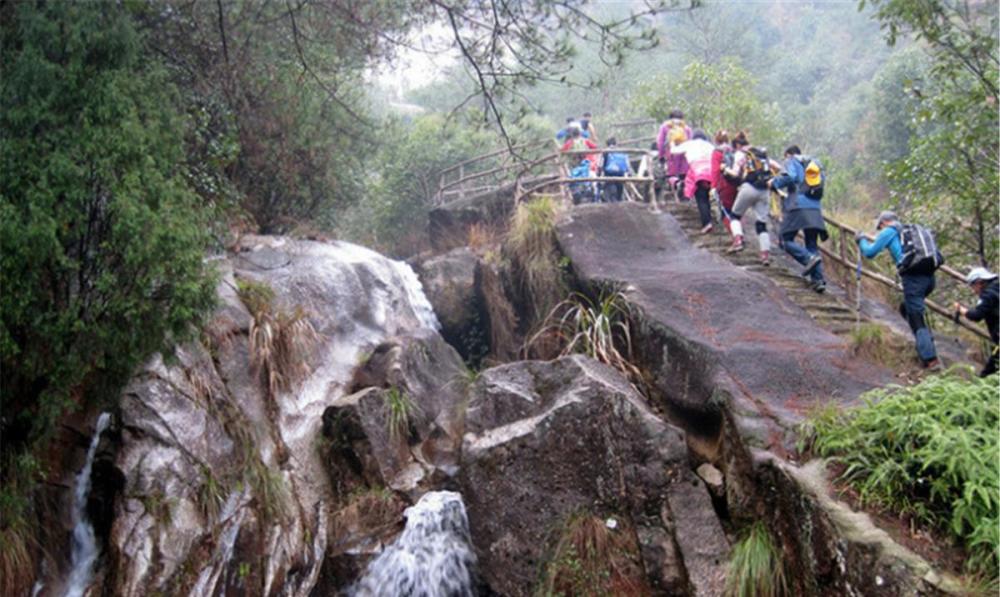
[384,386,419,441]
[237,278,318,398]
[528,288,640,380]
[0,453,38,597]
[538,513,649,596]
[803,372,999,577]
[724,521,788,597]
[848,322,909,368]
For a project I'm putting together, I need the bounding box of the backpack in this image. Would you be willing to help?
[571,137,589,153]
[570,161,591,179]
[604,152,628,176]
[668,120,688,145]
[721,148,741,183]
[797,156,825,200]
[744,147,772,189]
[897,223,945,275]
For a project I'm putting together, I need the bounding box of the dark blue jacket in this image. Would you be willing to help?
[966,279,999,343]
[771,157,822,212]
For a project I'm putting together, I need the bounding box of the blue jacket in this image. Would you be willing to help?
[860,225,903,265]
[771,157,821,211]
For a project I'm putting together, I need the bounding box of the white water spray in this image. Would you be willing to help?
[351,491,477,597]
[63,412,111,597]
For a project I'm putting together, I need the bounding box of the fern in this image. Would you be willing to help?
[803,371,999,576]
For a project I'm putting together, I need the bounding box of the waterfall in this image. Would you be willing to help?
[350,491,477,597]
[63,412,111,597]
[392,258,441,331]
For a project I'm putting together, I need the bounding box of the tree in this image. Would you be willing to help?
[0,1,216,450]
[862,0,999,267]
[628,59,786,149]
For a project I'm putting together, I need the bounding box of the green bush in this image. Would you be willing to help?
[0,2,215,454]
[805,373,999,575]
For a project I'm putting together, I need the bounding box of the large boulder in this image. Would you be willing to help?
[458,356,729,596]
[414,247,485,361]
[555,203,893,449]
[322,331,468,495]
[93,236,454,597]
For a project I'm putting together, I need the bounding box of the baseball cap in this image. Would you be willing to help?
[964,267,998,285]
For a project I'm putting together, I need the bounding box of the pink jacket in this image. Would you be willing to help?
[684,158,713,199]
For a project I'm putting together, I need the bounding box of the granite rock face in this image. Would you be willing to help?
[458,356,729,596]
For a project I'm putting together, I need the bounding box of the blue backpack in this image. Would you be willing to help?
[570,161,591,179]
[604,152,628,176]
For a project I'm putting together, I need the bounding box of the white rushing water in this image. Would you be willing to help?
[64,412,111,597]
[350,491,477,597]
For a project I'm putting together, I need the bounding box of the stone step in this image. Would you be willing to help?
[813,312,862,322]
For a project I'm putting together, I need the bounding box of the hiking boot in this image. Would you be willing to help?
[700,223,714,235]
[726,237,745,254]
[760,251,770,266]
[923,358,943,371]
[811,280,827,294]
[803,254,822,276]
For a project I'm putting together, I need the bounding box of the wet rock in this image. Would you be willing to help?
[459,355,728,596]
[328,331,467,493]
[100,237,447,597]
[751,452,962,596]
[414,247,484,361]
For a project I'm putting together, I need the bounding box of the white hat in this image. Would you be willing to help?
[964,267,998,285]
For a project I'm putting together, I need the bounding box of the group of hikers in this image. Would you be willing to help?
[554,110,998,377]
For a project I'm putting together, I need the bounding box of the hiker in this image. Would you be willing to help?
[954,267,999,377]
[561,126,598,173]
[601,137,632,203]
[770,145,828,292]
[555,117,576,143]
[711,130,739,237]
[656,110,691,198]
[724,132,780,265]
[856,211,942,369]
[580,111,598,143]
[671,129,715,232]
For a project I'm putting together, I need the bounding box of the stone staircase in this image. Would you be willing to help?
[662,199,870,339]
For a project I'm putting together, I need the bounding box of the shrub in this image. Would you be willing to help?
[724,521,788,597]
[804,373,999,576]
[0,1,217,442]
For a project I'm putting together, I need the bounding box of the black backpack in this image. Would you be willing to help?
[744,147,772,189]
[897,223,945,275]
[720,148,741,184]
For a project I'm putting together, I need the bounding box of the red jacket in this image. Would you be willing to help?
[711,146,739,209]
[562,138,599,171]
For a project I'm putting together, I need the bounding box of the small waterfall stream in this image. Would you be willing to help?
[350,491,477,596]
[63,412,111,597]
